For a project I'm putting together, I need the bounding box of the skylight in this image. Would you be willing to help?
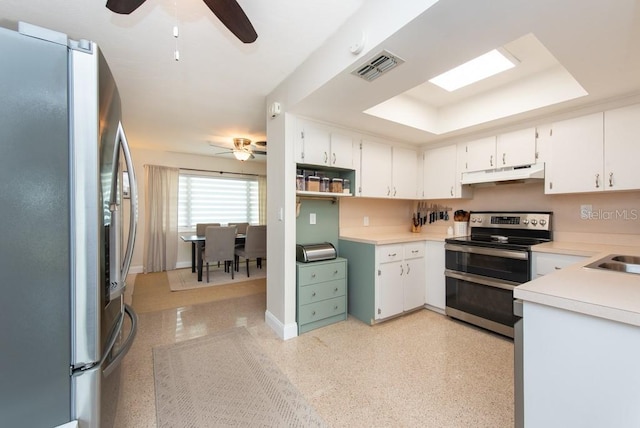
[429,48,518,92]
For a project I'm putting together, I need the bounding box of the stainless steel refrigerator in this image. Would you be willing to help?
[0,22,138,428]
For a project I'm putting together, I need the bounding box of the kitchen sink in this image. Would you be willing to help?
[585,254,640,275]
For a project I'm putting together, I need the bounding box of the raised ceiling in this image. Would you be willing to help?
[1,0,640,156]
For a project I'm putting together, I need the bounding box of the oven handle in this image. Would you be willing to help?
[445,269,520,291]
[444,243,529,261]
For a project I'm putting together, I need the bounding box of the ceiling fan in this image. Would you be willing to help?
[105,0,258,43]
[209,138,267,161]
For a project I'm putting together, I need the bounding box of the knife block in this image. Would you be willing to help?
[411,224,422,233]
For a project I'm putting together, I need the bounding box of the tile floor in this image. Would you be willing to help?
[115,275,514,427]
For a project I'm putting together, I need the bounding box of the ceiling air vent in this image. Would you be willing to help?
[352,50,405,82]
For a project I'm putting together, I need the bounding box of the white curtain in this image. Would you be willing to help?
[143,165,179,273]
[258,175,267,225]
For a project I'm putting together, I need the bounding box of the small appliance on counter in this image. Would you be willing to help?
[296,243,337,263]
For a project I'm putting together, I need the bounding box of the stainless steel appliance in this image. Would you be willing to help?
[0,22,138,428]
[444,211,552,338]
[296,243,337,263]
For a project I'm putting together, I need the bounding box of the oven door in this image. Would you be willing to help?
[444,243,531,283]
[445,270,518,338]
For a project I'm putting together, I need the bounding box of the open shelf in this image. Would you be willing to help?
[296,190,352,198]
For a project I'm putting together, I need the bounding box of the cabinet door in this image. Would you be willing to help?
[497,128,537,168]
[330,132,354,169]
[545,113,604,194]
[301,121,331,166]
[404,256,425,311]
[423,145,457,199]
[376,260,404,319]
[360,140,392,197]
[604,104,640,191]
[425,241,446,311]
[464,136,496,172]
[392,146,418,199]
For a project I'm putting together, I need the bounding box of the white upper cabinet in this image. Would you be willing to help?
[496,128,537,168]
[545,113,604,194]
[295,119,354,168]
[423,145,461,199]
[360,140,417,199]
[392,146,418,199]
[360,139,393,198]
[461,128,537,173]
[604,103,640,191]
[329,132,355,169]
[463,136,496,172]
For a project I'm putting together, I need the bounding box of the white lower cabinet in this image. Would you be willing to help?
[425,241,446,312]
[532,252,588,278]
[376,242,425,319]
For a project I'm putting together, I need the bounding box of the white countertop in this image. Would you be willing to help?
[517,241,640,327]
[339,230,449,245]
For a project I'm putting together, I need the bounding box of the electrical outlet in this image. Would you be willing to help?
[310,213,316,225]
[363,216,369,226]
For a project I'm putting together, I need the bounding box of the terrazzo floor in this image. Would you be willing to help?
[115,272,514,427]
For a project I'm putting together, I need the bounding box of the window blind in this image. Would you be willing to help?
[178,173,259,228]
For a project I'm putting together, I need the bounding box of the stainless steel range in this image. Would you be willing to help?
[444,211,552,338]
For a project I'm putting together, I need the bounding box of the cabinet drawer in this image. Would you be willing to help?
[534,253,587,277]
[299,296,346,325]
[298,279,346,305]
[404,242,425,259]
[377,244,403,263]
[298,260,346,286]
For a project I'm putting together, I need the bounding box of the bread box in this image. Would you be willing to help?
[296,243,337,263]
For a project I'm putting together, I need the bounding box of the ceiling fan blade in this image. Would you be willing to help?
[201,0,258,43]
[106,0,147,14]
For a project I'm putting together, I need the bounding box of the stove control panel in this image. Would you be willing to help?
[468,212,552,231]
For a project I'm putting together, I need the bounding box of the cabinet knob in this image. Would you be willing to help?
[450,186,453,196]
[334,287,339,292]
[406,263,410,274]
[609,172,614,187]
[311,273,316,278]
[312,311,316,316]
[334,305,338,310]
[312,292,316,297]
[333,270,338,275]
[502,153,506,165]
[400,265,404,276]
[595,173,600,188]
[490,155,493,167]
[387,186,391,196]
[324,152,328,163]
[332,153,337,164]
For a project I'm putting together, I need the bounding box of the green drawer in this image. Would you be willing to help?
[298,279,346,305]
[297,259,346,286]
[298,296,346,325]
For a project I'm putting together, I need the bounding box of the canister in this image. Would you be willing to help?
[305,176,320,192]
[296,175,305,191]
[320,177,330,192]
[330,178,343,193]
[343,178,351,194]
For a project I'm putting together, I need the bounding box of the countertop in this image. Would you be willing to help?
[517,241,640,327]
[339,230,449,245]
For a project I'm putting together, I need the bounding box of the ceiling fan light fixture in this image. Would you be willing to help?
[233,149,252,161]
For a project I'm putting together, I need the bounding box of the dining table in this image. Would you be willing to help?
[180,233,246,281]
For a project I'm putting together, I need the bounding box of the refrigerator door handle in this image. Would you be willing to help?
[117,122,138,281]
[103,304,138,377]
[72,310,124,375]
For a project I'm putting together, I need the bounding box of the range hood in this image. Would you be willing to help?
[460,163,545,185]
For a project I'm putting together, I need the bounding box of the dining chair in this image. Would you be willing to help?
[203,225,237,282]
[234,225,266,277]
[196,223,220,236]
[228,222,249,234]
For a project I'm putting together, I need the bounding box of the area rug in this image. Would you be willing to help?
[167,262,266,291]
[153,327,327,428]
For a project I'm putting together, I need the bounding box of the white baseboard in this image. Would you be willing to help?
[265,310,298,340]
[129,265,144,274]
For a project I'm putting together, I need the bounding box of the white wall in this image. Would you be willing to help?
[127,147,266,274]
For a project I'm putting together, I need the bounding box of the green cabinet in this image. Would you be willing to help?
[296,257,347,334]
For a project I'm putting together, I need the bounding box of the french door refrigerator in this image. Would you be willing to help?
[0,22,138,428]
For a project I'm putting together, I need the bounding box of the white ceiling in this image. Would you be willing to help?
[2,0,640,158]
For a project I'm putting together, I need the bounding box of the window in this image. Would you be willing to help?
[178,172,259,229]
